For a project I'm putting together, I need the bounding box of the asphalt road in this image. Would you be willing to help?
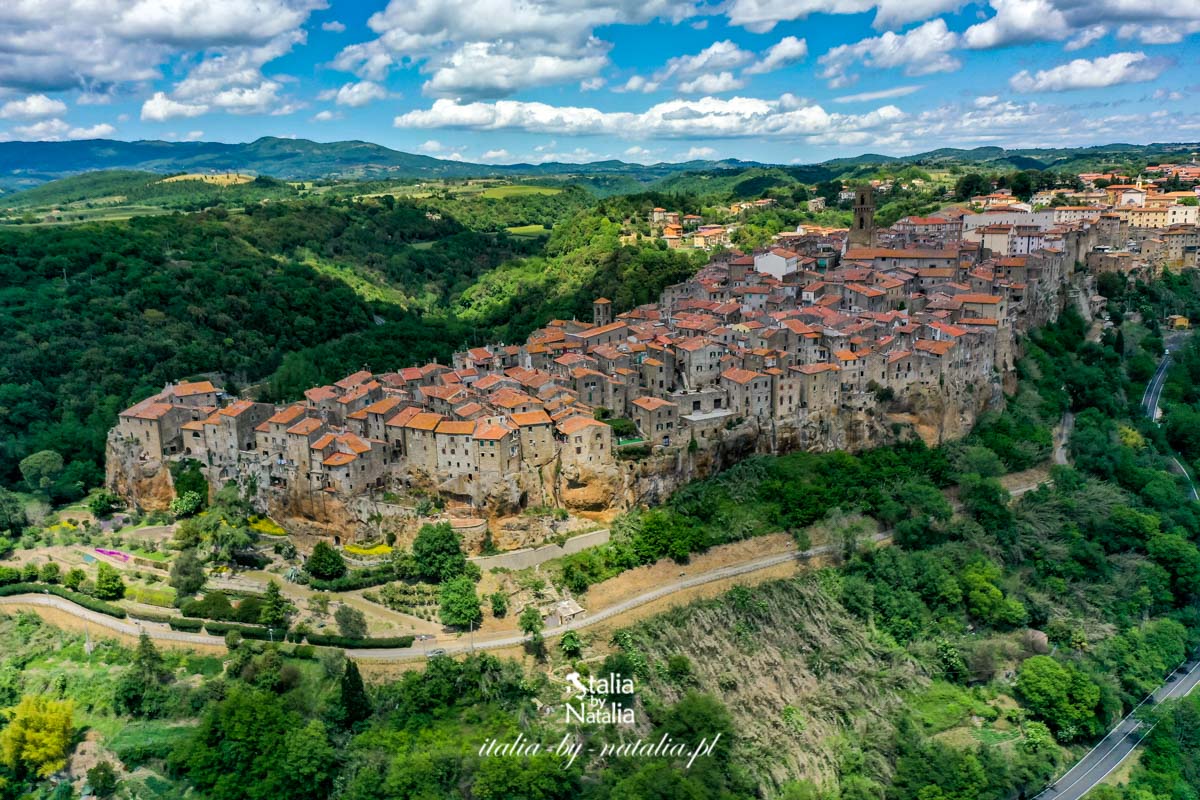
[1141,333,1199,500]
[1034,654,1200,800]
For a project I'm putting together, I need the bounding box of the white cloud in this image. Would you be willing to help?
[321,20,346,32]
[1,117,115,141]
[183,130,204,140]
[617,76,659,93]
[679,145,717,159]
[479,148,511,161]
[311,109,340,121]
[394,94,906,140]
[623,145,656,163]
[744,36,808,75]
[416,139,445,153]
[963,0,1200,50]
[422,42,608,99]
[141,91,208,121]
[67,122,115,139]
[724,0,961,34]
[331,0,701,98]
[330,80,388,107]
[834,84,923,103]
[1117,22,1200,45]
[1065,25,1108,51]
[1010,51,1164,92]
[818,19,961,88]
[0,94,68,120]
[678,72,744,94]
[0,0,324,95]
[580,77,606,91]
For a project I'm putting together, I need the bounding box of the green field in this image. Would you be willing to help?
[480,185,561,198]
[505,224,551,237]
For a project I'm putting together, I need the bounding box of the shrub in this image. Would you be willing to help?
[305,541,346,579]
[0,583,127,618]
[303,633,415,649]
[167,617,204,632]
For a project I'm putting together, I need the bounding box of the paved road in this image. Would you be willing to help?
[353,533,890,661]
[1141,333,1199,500]
[1035,654,1200,800]
[0,593,226,648]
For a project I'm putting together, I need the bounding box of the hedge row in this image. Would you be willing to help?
[168,617,205,632]
[202,621,289,641]
[308,563,396,592]
[303,633,415,649]
[128,610,174,624]
[0,582,128,619]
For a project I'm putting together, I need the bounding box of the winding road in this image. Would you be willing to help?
[1141,332,1199,501]
[1034,654,1200,800]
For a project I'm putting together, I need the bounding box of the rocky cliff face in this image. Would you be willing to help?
[105,434,177,511]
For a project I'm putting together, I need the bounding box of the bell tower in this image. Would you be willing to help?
[849,185,875,249]
[593,297,612,327]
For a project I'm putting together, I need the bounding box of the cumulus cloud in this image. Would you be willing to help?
[1010,51,1164,92]
[422,42,608,99]
[678,72,744,94]
[141,91,208,121]
[818,19,961,88]
[580,77,606,91]
[311,109,340,121]
[679,145,717,159]
[1065,25,1108,51]
[479,148,511,161]
[744,36,808,75]
[0,94,67,119]
[0,0,323,97]
[964,0,1200,50]
[616,75,661,94]
[394,94,906,140]
[834,85,923,103]
[329,80,388,107]
[331,0,700,98]
[321,20,346,32]
[1,117,115,141]
[623,145,656,163]
[725,0,962,34]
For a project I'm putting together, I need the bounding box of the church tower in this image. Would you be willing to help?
[848,185,876,249]
[593,297,612,327]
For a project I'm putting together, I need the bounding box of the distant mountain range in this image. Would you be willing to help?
[0,136,1197,192]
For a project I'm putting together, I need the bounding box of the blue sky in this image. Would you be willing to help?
[0,0,1197,164]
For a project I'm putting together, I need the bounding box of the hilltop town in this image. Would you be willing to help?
[106,173,1199,547]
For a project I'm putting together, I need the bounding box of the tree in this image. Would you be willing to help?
[519,605,545,644]
[0,488,25,538]
[170,490,204,518]
[259,580,292,628]
[19,450,63,495]
[490,591,508,618]
[955,173,991,201]
[334,604,368,639]
[560,630,583,659]
[38,562,60,584]
[1017,655,1102,741]
[413,522,468,582]
[87,760,119,797]
[63,567,85,591]
[94,562,125,600]
[87,490,122,519]
[0,694,75,778]
[169,548,206,599]
[438,576,482,629]
[336,660,372,729]
[305,540,345,579]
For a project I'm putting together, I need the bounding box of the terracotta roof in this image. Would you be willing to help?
[435,420,475,436]
[404,412,444,431]
[632,396,677,411]
[286,418,324,436]
[721,367,764,384]
[385,406,424,428]
[556,416,609,435]
[322,452,357,467]
[173,380,217,397]
[267,405,306,425]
